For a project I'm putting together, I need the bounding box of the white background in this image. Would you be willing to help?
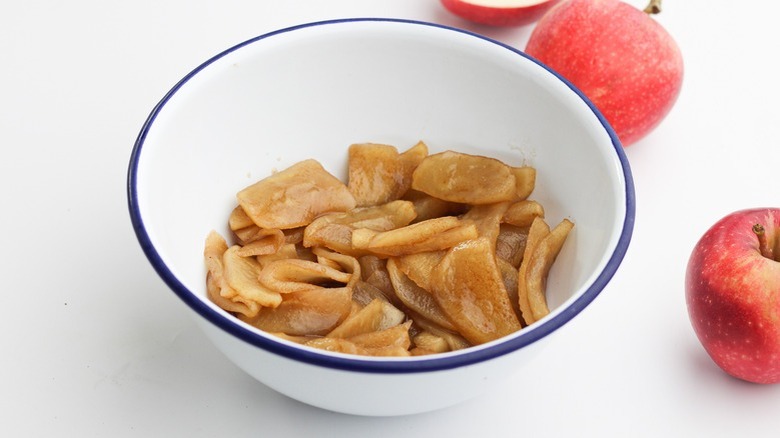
[2,0,779,436]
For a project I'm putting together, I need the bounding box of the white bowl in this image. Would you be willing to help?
[127,18,634,416]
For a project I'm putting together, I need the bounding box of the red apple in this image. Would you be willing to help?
[524,0,683,146]
[440,0,561,27]
[686,208,780,384]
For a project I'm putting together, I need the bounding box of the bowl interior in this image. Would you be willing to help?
[130,19,632,370]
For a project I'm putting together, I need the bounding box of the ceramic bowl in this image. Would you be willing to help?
[128,18,634,416]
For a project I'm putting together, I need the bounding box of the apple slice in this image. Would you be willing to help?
[440,0,560,27]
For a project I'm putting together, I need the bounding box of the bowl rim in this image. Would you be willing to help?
[127,17,635,374]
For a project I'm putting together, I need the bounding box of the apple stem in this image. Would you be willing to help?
[753,224,776,261]
[644,0,662,14]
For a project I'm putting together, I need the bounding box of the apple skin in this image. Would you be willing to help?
[525,0,683,146]
[685,208,780,384]
[440,0,561,27]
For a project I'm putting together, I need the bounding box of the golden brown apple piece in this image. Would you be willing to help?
[411,151,518,204]
[222,244,283,308]
[430,237,522,345]
[204,231,260,317]
[352,216,478,257]
[305,322,412,357]
[495,224,528,268]
[237,159,356,229]
[525,218,574,322]
[386,258,456,331]
[235,228,285,257]
[326,298,406,338]
[410,331,450,356]
[503,200,545,228]
[517,217,551,325]
[241,286,353,336]
[391,250,445,292]
[348,141,428,207]
[403,189,467,223]
[461,202,511,249]
[303,200,417,255]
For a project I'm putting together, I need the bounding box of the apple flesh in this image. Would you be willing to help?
[440,0,561,27]
[686,208,780,384]
[524,0,683,146]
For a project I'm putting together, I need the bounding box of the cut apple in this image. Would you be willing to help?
[440,0,560,27]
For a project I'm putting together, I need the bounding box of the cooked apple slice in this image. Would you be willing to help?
[410,331,451,356]
[326,298,406,338]
[461,202,511,249]
[204,231,259,317]
[386,258,456,331]
[411,151,517,204]
[258,259,353,293]
[403,189,467,223]
[391,250,445,292]
[235,228,285,257]
[511,166,536,200]
[408,309,471,351]
[348,141,428,207]
[348,321,413,350]
[222,245,282,308]
[497,257,522,324]
[303,200,416,255]
[352,216,478,256]
[430,237,522,345]
[526,218,574,321]
[237,159,356,229]
[241,286,353,336]
[503,200,545,227]
[228,205,255,232]
[495,223,528,268]
[517,217,550,325]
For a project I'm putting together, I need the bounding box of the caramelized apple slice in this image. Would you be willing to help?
[348,141,427,207]
[391,250,445,292]
[352,216,478,256]
[235,228,285,257]
[228,205,255,231]
[497,257,522,324]
[255,243,299,269]
[386,258,456,331]
[503,200,545,228]
[511,166,536,200]
[461,202,511,249]
[258,259,353,293]
[242,286,353,336]
[237,159,356,229]
[303,200,417,255]
[430,237,522,345]
[352,280,393,307]
[204,231,259,317]
[326,298,406,338]
[403,189,467,223]
[526,219,574,322]
[517,217,551,325]
[222,245,282,308]
[409,310,471,351]
[495,224,528,268]
[411,151,517,204]
[410,331,450,356]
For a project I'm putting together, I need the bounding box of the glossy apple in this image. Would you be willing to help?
[440,0,561,27]
[685,208,780,384]
[525,0,683,146]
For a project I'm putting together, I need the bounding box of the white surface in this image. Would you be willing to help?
[2,0,779,436]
